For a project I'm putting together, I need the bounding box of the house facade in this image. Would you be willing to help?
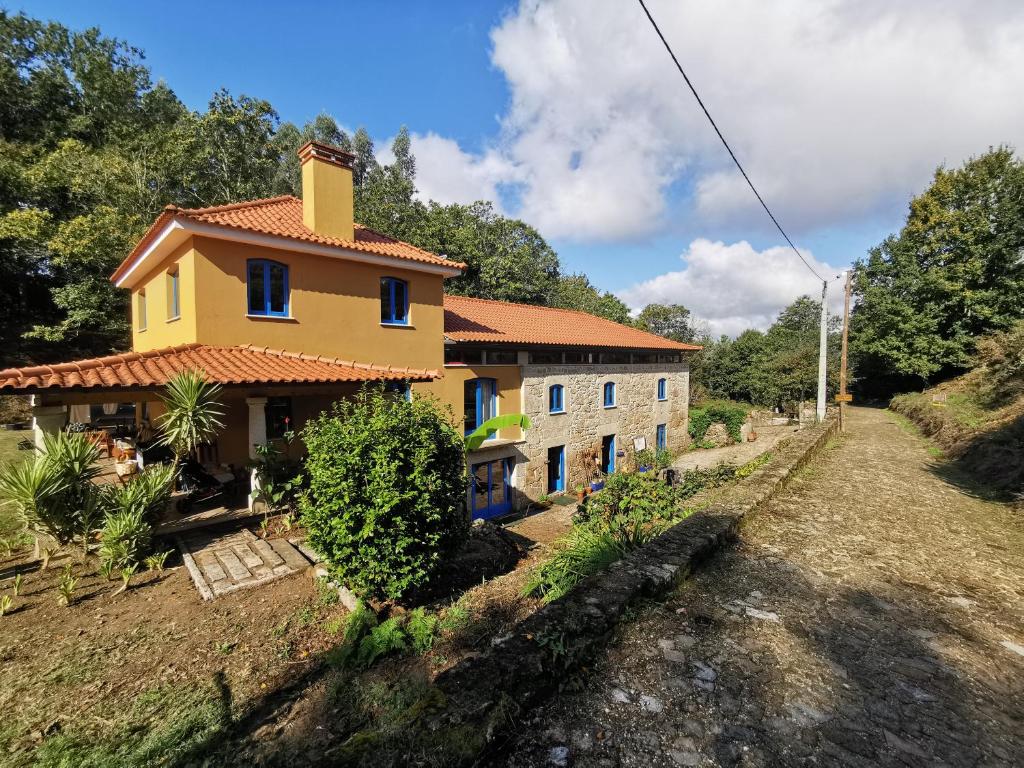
[0,141,698,521]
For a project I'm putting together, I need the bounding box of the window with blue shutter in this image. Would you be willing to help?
[657,378,667,401]
[603,381,616,408]
[549,384,565,414]
[656,423,667,451]
[380,277,409,325]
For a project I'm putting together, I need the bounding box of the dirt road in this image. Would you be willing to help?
[501,407,1024,767]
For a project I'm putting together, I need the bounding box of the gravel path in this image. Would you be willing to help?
[500,407,1024,767]
[671,425,795,473]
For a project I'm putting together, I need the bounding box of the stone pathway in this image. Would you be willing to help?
[177,528,311,600]
[502,407,1024,767]
[672,424,795,473]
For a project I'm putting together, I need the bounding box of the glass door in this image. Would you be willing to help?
[470,458,513,520]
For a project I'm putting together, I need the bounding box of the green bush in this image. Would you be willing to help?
[99,508,152,570]
[688,401,749,444]
[301,387,468,602]
[577,471,681,527]
[102,465,176,523]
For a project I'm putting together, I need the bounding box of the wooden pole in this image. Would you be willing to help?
[839,270,852,431]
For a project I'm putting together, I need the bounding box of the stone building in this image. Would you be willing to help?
[440,295,699,515]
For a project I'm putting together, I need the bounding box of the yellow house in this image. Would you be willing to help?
[0,140,699,525]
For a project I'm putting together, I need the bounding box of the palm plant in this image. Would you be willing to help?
[102,465,177,523]
[157,369,226,465]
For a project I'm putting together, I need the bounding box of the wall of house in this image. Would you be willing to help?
[131,240,198,351]
[515,363,690,499]
[416,364,524,440]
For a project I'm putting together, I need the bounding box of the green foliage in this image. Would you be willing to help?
[0,593,12,616]
[157,369,225,461]
[99,508,151,571]
[301,387,467,602]
[523,519,662,604]
[56,563,76,607]
[101,464,175,523]
[634,303,697,342]
[464,413,532,452]
[357,618,409,667]
[0,431,101,547]
[251,431,303,513]
[851,148,1024,396]
[549,273,631,323]
[688,401,749,443]
[144,550,170,573]
[974,320,1024,405]
[12,573,22,596]
[578,471,681,527]
[406,607,439,654]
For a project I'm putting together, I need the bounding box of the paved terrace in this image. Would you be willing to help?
[502,407,1024,767]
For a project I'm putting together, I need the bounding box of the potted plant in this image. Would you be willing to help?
[635,448,655,473]
[574,484,587,503]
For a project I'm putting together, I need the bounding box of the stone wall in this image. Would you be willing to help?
[517,363,690,498]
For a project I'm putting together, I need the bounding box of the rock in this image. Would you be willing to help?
[664,649,687,664]
[572,730,593,751]
[691,661,717,682]
[884,729,927,758]
[672,735,698,751]
[745,607,781,623]
[693,678,715,692]
[657,638,675,652]
[610,688,631,704]
[675,634,697,649]
[639,695,664,714]
[669,750,701,766]
[548,745,570,766]
[786,700,831,726]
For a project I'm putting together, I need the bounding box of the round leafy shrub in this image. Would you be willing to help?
[576,471,681,527]
[300,387,468,602]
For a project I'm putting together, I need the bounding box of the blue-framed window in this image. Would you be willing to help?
[603,381,616,408]
[656,423,667,451]
[167,268,180,319]
[549,384,565,414]
[463,378,497,434]
[247,259,289,317]
[380,277,409,325]
[657,378,667,401]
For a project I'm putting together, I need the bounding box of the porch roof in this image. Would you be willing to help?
[0,343,438,393]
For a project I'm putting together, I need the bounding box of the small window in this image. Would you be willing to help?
[464,378,497,434]
[445,347,483,365]
[603,381,616,408]
[380,277,409,325]
[656,423,667,451]
[657,378,667,401]
[549,384,565,414]
[137,290,147,331]
[265,396,293,439]
[248,259,289,317]
[167,268,180,319]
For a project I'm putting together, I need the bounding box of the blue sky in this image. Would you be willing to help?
[15,1,1024,335]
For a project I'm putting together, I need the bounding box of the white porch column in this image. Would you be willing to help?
[246,397,268,510]
[31,397,66,451]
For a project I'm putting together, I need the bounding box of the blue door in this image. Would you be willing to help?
[547,445,565,493]
[656,424,667,451]
[601,434,616,475]
[470,458,513,520]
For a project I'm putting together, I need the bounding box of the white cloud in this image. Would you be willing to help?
[618,239,845,337]
[433,0,1024,242]
[377,132,519,211]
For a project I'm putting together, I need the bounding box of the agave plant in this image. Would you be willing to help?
[157,369,225,464]
[99,508,152,571]
[0,594,12,617]
[113,564,137,596]
[0,432,102,550]
[12,574,22,597]
[56,564,77,607]
[144,550,171,573]
[102,465,176,524]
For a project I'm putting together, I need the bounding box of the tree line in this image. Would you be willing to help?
[3,11,1022,405]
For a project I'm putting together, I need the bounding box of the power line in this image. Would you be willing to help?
[637,0,825,283]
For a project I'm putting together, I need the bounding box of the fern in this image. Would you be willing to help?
[356,617,408,667]
[406,607,438,654]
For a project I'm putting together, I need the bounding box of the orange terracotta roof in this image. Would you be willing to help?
[443,295,701,351]
[111,196,465,284]
[0,344,438,392]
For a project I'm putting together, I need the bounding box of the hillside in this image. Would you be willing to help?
[889,324,1024,498]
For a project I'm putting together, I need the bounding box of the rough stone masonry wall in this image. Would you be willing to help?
[518,363,690,498]
[388,415,841,766]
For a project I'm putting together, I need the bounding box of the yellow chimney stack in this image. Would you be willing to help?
[298,141,355,241]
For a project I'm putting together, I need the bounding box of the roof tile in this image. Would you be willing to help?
[0,344,438,392]
[443,295,701,351]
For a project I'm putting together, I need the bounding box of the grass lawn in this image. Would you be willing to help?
[0,429,33,543]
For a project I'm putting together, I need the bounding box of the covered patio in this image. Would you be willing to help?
[0,342,437,532]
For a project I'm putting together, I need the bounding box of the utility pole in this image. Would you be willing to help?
[815,280,828,422]
[838,270,853,430]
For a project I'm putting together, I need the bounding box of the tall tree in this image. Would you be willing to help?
[851,147,1024,396]
[549,274,630,323]
[634,303,696,342]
